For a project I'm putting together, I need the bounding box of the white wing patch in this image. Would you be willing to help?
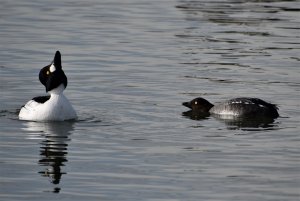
[23,100,42,110]
[231,101,243,104]
[230,100,254,105]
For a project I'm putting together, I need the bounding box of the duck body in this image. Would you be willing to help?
[19,51,77,122]
[183,97,279,119]
[19,85,77,121]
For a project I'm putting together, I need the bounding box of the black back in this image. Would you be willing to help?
[220,97,279,118]
[32,95,51,103]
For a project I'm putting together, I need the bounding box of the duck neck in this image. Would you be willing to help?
[48,84,65,96]
[207,103,214,110]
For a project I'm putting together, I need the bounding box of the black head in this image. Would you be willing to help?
[182,97,214,113]
[39,51,68,92]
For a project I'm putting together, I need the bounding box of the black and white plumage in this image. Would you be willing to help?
[19,51,77,121]
[182,97,279,119]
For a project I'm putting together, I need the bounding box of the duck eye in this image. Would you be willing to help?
[194,101,198,105]
[46,70,50,75]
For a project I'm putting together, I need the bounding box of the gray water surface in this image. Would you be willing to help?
[0,0,299,201]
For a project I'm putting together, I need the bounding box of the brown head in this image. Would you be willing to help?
[182,97,214,113]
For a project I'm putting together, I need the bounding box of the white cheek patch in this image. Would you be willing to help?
[49,64,56,72]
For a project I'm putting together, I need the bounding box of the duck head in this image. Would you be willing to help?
[182,97,214,113]
[39,51,68,93]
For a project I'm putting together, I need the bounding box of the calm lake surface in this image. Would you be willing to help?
[0,0,299,200]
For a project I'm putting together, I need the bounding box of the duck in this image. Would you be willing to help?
[182,97,279,119]
[19,51,77,121]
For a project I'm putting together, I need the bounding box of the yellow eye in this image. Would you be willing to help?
[46,71,50,75]
[195,101,198,105]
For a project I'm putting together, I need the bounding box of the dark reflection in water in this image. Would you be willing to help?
[23,121,74,193]
[215,115,278,130]
[183,110,278,130]
[182,110,210,120]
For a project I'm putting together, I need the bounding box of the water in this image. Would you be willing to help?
[0,0,299,200]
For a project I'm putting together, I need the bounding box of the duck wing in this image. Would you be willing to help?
[210,97,279,118]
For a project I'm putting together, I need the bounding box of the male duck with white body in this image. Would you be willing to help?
[19,51,77,121]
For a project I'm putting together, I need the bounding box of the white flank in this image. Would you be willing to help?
[19,84,77,121]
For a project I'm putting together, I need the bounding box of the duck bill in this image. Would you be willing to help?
[182,102,192,109]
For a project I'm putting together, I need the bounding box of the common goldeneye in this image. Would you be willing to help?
[182,97,279,118]
[19,51,77,121]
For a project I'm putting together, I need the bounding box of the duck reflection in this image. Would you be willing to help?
[182,110,210,121]
[183,110,277,130]
[23,121,74,193]
[214,115,277,130]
